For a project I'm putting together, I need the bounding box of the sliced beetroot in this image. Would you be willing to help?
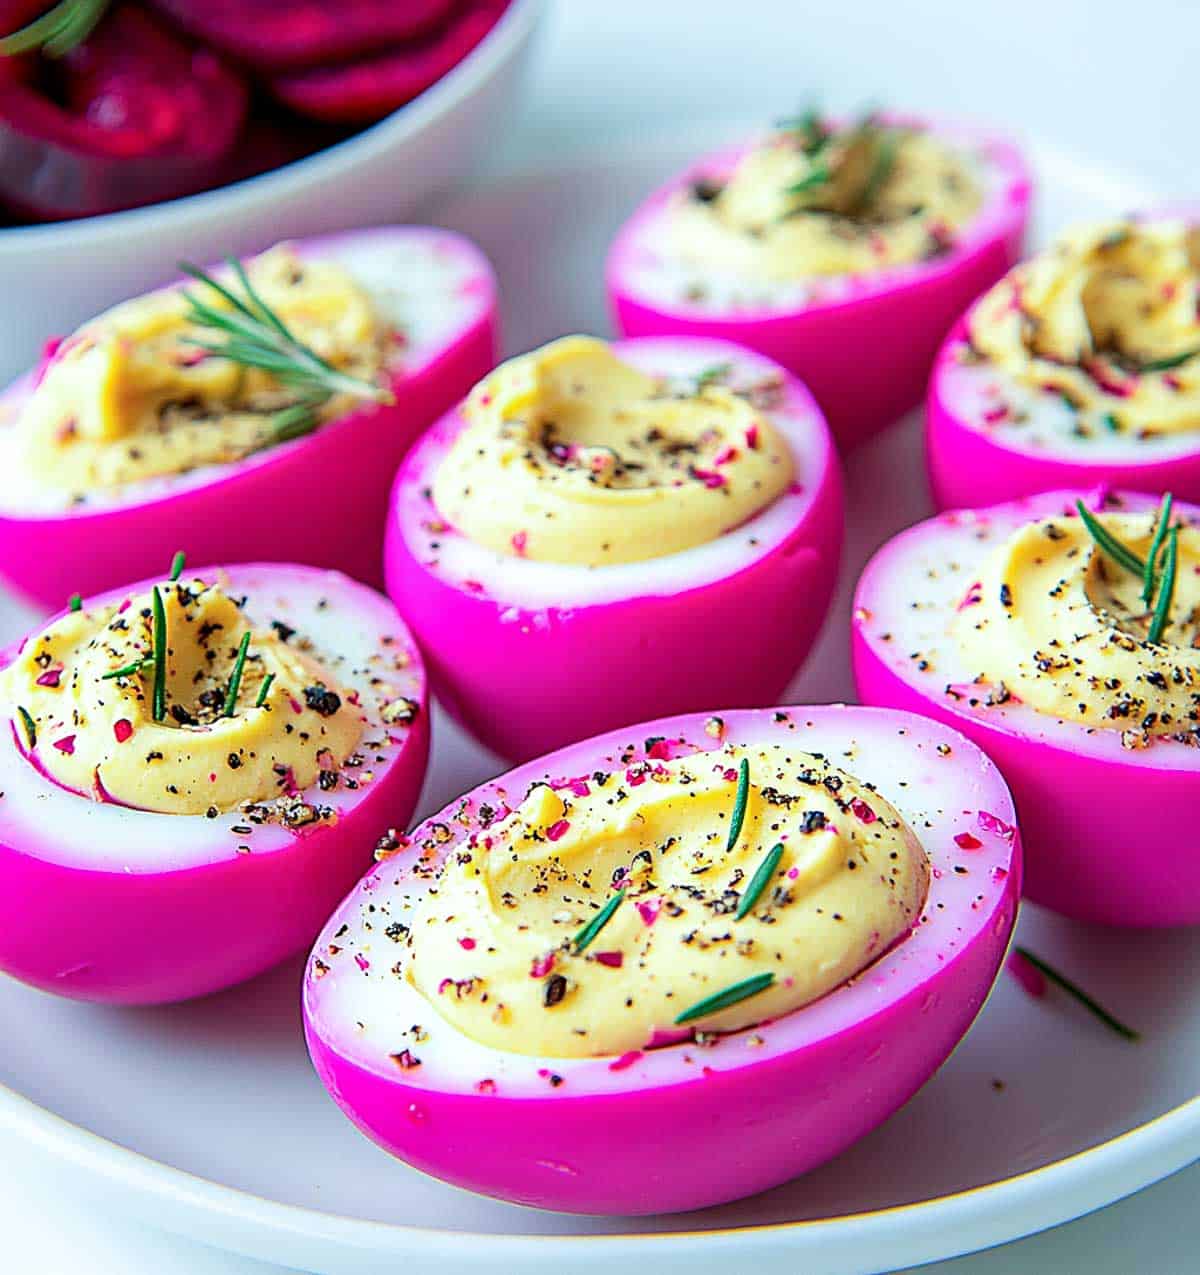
[271,0,508,124]
[146,0,457,74]
[0,2,248,220]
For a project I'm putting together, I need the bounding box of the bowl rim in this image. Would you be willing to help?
[0,0,544,255]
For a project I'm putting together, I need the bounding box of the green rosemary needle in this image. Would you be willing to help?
[1013,946,1139,1041]
[254,672,275,708]
[736,842,784,920]
[1141,493,1174,604]
[674,971,775,1026]
[1146,526,1179,645]
[101,657,152,681]
[572,889,626,955]
[223,632,252,717]
[169,550,186,583]
[0,0,109,58]
[785,159,831,197]
[151,585,167,723]
[68,593,82,613]
[1137,347,1200,374]
[726,757,750,852]
[1075,500,1146,577]
[16,706,36,750]
[694,362,732,389]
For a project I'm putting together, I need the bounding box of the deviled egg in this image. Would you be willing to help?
[385,334,843,761]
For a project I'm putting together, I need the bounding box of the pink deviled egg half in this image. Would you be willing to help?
[607,111,1031,449]
[0,560,428,1003]
[854,488,1200,928]
[304,705,1020,1215]
[0,227,497,610]
[385,334,843,762]
[928,212,1200,509]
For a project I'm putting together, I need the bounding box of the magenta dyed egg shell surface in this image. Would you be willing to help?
[853,488,1200,928]
[606,117,1032,450]
[303,704,1020,1216]
[0,563,429,1005]
[385,336,844,763]
[0,227,498,610]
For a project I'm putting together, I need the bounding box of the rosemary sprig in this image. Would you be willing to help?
[68,593,82,613]
[694,362,732,389]
[856,127,899,214]
[150,586,167,723]
[178,258,393,442]
[777,108,828,157]
[1147,526,1179,645]
[1141,493,1174,603]
[674,971,775,1025]
[223,632,252,717]
[101,657,153,681]
[1137,347,1200,374]
[785,159,831,197]
[572,889,626,954]
[1013,946,1139,1041]
[169,550,186,583]
[736,842,783,920]
[255,672,275,708]
[1075,500,1146,576]
[16,706,36,750]
[0,0,110,59]
[726,757,750,852]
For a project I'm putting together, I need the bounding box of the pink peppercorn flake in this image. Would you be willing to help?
[608,1050,642,1072]
[530,951,556,978]
[594,950,624,968]
[955,832,983,850]
[35,668,62,688]
[463,579,485,594]
[636,898,661,926]
[113,719,133,743]
[545,819,570,842]
[850,798,877,824]
[713,445,738,466]
[390,1049,421,1070]
[52,735,75,755]
[511,531,528,556]
[458,937,477,951]
[626,765,648,787]
[692,467,726,489]
[354,953,370,972]
[744,423,760,449]
[646,738,673,761]
[982,405,1010,424]
[475,1078,497,1094]
[978,810,1016,841]
[118,598,131,614]
[289,697,303,715]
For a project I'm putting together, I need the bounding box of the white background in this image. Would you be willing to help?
[3,1,1198,1271]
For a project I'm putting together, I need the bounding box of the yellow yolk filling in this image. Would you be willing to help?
[15,244,386,494]
[668,123,982,282]
[431,336,794,565]
[408,742,929,1058]
[4,577,362,814]
[955,512,1200,742]
[968,219,1200,436]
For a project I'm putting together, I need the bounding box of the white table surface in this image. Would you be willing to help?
[4,1,1198,1271]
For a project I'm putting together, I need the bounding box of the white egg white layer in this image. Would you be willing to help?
[396,337,833,610]
[855,490,1200,769]
[306,707,1016,1099]
[0,228,494,517]
[938,343,1200,461]
[612,125,1009,316]
[0,565,424,872]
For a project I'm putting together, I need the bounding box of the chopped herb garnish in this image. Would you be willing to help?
[572,888,626,954]
[694,362,732,389]
[178,258,393,446]
[1101,412,1121,433]
[1013,946,1139,1041]
[735,843,784,920]
[101,657,153,680]
[674,971,775,1025]
[1146,525,1179,645]
[1075,500,1146,577]
[68,593,82,612]
[726,757,750,852]
[1141,493,1174,604]
[169,550,186,582]
[785,159,831,197]
[16,706,36,749]
[150,585,167,723]
[223,631,251,717]
[1137,347,1200,374]
[0,0,110,58]
[255,671,275,708]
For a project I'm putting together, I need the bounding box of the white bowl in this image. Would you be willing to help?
[0,0,542,381]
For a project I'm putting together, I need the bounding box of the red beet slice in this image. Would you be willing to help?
[271,0,509,124]
[0,2,248,220]
[146,0,458,75]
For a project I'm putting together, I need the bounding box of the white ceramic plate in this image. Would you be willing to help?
[0,129,1196,1275]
